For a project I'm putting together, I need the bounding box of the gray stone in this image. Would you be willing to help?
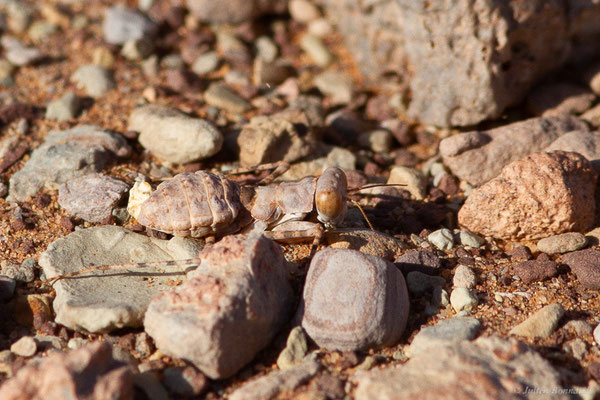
[459,231,486,248]
[230,357,320,400]
[563,338,587,361]
[537,232,587,254]
[58,173,130,223]
[450,288,477,313]
[103,5,157,45]
[45,92,80,121]
[409,317,482,356]
[509,303,565,338]
[0,276,15,301]
[406,271,446,294]
[38,225,204,333]
[186,0,287,24]
[8,125,131,202]
[191,51,219,75]
[432,286,450,308]
[453,265,476,289]
[560,249,600,290]
[0,342,132,399]
[72,64,116,98]
[354,336,569,400]
[428,229,454,251]
[581,104,600,127]
[144,234,293,379]
[277,326,308,370]
[128,104,223,164]
[300,34,332,67]
[204,83,251,114]
[10,336,37,357]
[544,130,600,169]
[321,0,600,128]
[358,129,393,154]
[562,320,593,336]
[5,45,43,66]
[395,250,443,275]
[237,97,322,167]
[255,36,278,63]
[314,71,353,105]
[28,21,57,42]
[440,115,589,186]
[2,259,35,282]
[0,59,15,86]
[300,248,409,351]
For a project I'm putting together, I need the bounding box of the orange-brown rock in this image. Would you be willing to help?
[458,151,597,240]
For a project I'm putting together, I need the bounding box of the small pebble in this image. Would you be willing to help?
[163,366,207,397]
[358,129,393,153]
[387,166,426,200]
[121,37,154,60]
[204,83,251,114]
[513,254,559,284]
[72,64,116,98]
[314,71,353,105]
[563,320,593,336]
[563,338,587,361]
[453,265,476,289]
[406,271,446,294]
[431,286,449,308]
[192,51,219,75]
[450,288,478,312]
[289,0,321,22]
[594,323,600,346]
[560,249,600,289]
[255,36,278,63]
[45,92,80,121]
[459,230,485,248]
[102,5,157,45]
[300,34,332,67]
[409,317,482,356]
[537,232,587,254]
[428,228,455,250]
[277,326,308,370]
[10,336,37,357]
[509,303,564,338]
[6,45,43,66]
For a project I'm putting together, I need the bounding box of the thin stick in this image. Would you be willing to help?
[350,199,376,233]
[42,258,202,286]
[347,183,407,193]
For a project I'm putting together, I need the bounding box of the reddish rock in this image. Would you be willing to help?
[458,151,597,240]
[560,249,600,289]
[513,254,559,284]
[0,342,133,400]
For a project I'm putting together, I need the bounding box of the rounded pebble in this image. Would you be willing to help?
[537,232,587,254]
[428,228,455,250]
[406,271,446,294]
[450,288,478,312]
[509,304,564,338]
[10,336,37,357]
[458,230,486,248]
[453,265,476,289]
[277,326,308,370]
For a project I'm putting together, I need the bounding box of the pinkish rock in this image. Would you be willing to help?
[58,173,130,223]
[144,234,293,379]
[513,254,559,284]
[526,82,595,117]
[560,249,600,290]
[439,115,589,186]
[544,130,600,169]
[458,151,597,240]
[353,336,568,400]
[0,342,133,400]
[299,248,409,351]
[187,0,287,24]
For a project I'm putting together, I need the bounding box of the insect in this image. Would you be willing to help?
[44,165,403,285]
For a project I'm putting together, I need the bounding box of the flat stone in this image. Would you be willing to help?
[71,64,116,98]
[58,173,129,223]
[526,82,596,117]
[386,166,426,200]
[459,230,485,248]
[560,249,600,290]
[38,225,204,333]
[450,288,477,313]
[144,234,293,379]
[8,125,131,202]
[509,303,565,338]
[395,250,443,275]
[0,342,132,399]
[300,248,409,351]
[458,151,597,240]
[440,115,588,186]
[191,51,219,75]
[537,232,587,254]
[408,317,482,356]
[326,229,408,261]
[237,97,322,167]
[5,45,43,66]
[406,271,446,294]
[453,265,476,289]
[353,336,568,399]
[128,104,223,164]
[45,92,80,121]
[229,357,320,400]
[10,336,37,357]
[276,326,308,370]
[204,83,251,114]
[102,5,157,45]
[513,254,559,284]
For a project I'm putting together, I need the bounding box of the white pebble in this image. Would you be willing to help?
[450,288,478,313]
[428,228,455,250]
[10,336,37,357]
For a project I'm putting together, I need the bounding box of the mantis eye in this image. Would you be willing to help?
[315,167,347,226]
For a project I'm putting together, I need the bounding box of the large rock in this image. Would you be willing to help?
[144,234,294,379]
[39,226,204,333]
[320,0,600,127]
[8,125,131,202]
[439,115,589,186]
[0,342,133,400]
[186,0,287,24]
[353,336,569,400]
[128,105,223,164]
[299,248,409,351]
[458,151,597,240]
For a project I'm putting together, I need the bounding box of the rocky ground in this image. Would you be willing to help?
[1,0,600,399]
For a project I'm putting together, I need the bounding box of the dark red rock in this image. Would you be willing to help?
[59,216,75,232]
[509,245,534,261]
[513,257,559,284]
[395,250,444,275]
[437,174,459,196]
[0,144,28,173]
[560,249,600,289]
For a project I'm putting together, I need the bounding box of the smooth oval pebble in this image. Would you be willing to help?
[10,336,37,357]
[300,248,409,351]
[537,232,587,254]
